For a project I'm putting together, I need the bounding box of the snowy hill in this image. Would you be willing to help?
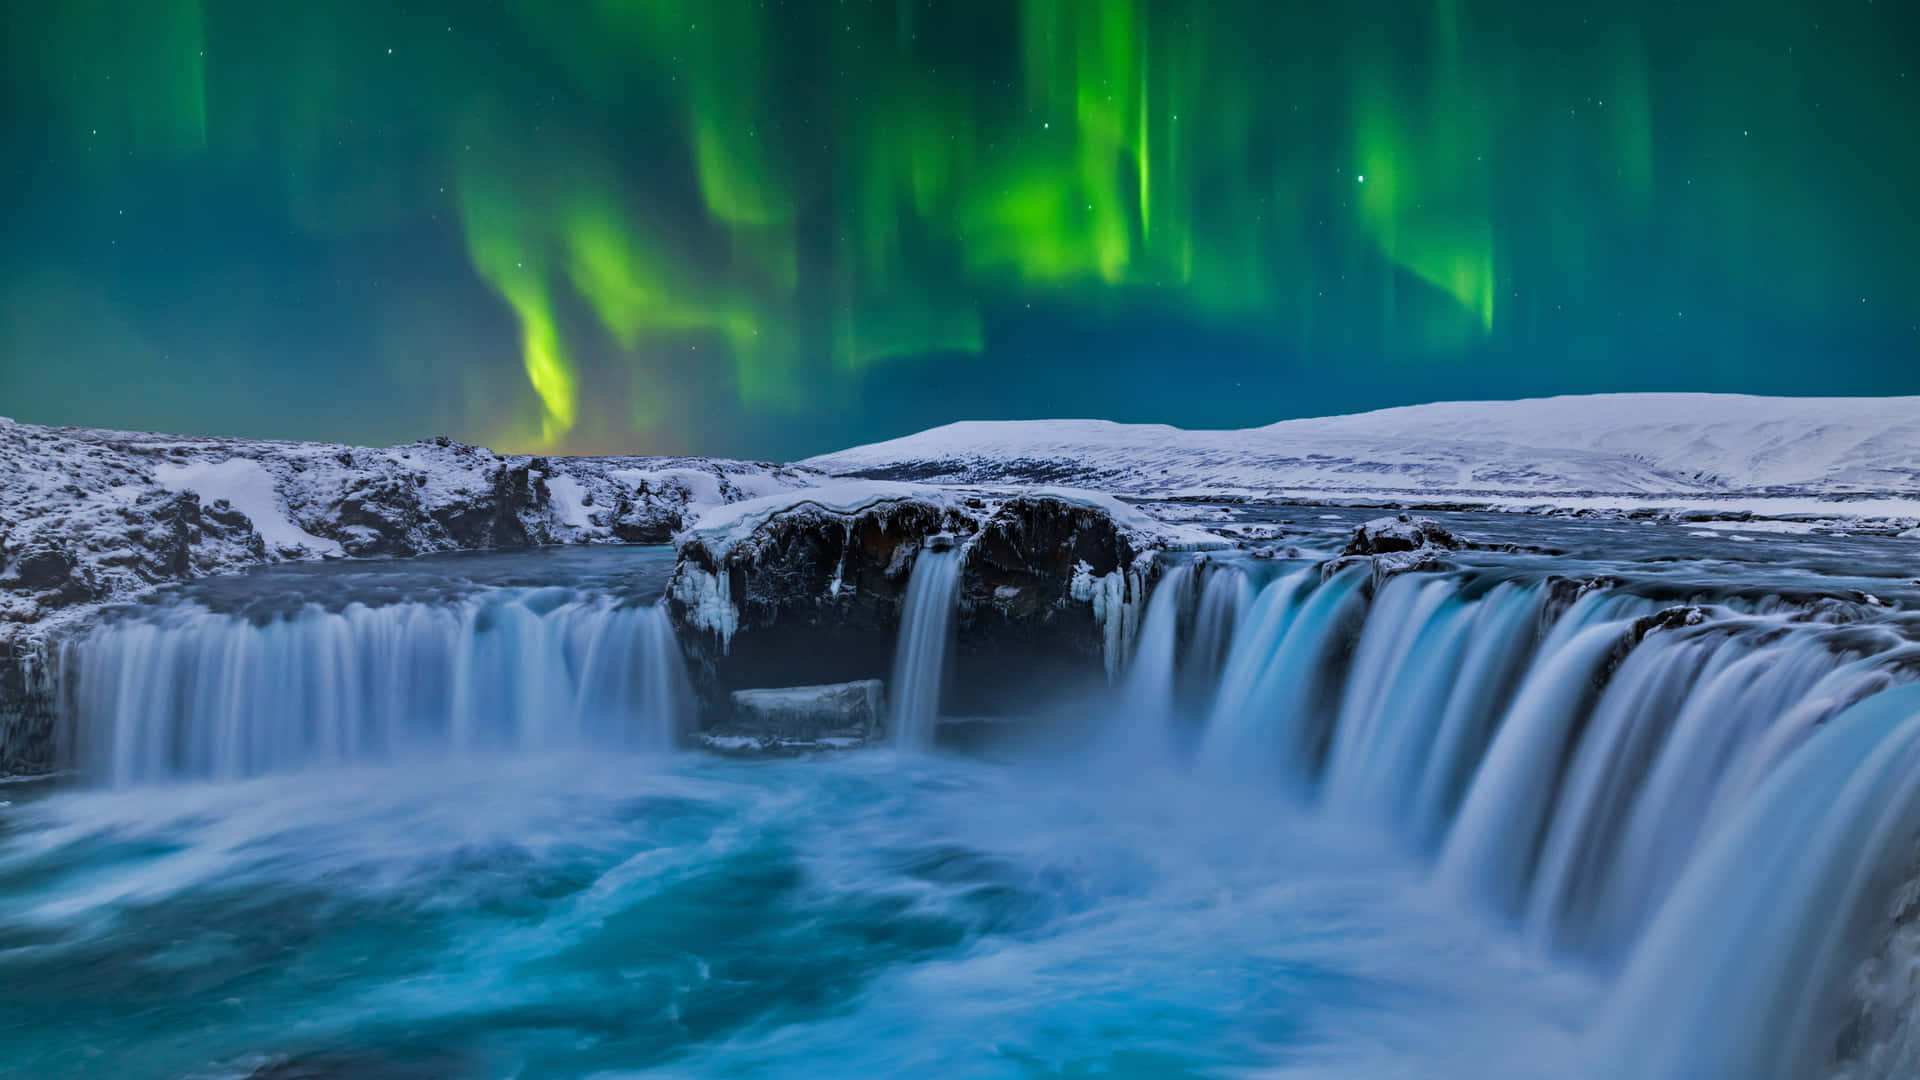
[805,394,1920,510]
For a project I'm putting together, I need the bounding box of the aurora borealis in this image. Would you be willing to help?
[2,1,1914,458]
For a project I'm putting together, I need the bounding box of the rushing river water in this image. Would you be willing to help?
[3,515,1920,1078]
[0,751,1597,1079]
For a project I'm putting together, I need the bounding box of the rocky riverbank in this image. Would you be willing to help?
[0,419,819,773]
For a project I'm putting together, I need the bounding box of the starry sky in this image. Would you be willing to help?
[2,1,1914,460]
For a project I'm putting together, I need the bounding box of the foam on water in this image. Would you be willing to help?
[11,538,1920,1078]
[0,752,1594,1079]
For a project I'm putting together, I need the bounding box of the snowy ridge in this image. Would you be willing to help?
[0,420,820,631]
[684,480,1225,561]
[805,394,1920,508]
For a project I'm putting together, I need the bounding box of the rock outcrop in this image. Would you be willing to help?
[0,419,822,775]
[667,482,1222,729]
[1322,513,1461,581]
[0,420,821,630]
[1340,513,1461,556]
[703,679,887,754]
[0,638,55,776]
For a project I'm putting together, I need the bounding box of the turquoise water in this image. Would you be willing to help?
[0,750,1590,1079]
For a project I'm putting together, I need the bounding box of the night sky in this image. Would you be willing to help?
[2,2,1914,459]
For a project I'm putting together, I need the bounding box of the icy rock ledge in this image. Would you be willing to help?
[666,481,1227,728]
[701,679,887,755]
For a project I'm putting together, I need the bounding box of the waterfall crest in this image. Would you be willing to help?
[60,592,691,785]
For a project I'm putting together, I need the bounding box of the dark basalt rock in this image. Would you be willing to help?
[429,461,552,550]
[669,496,975,716]
[0,639,55,776]
[1321,548,1452,583]
[1322,513,1463,583]
[1341,513,1460,556]
[609,474,700,543]
[14,549,78,591]
[328,477,430,557]
[668,493,1156,731]
[1544,574,1623,617]
[954,494,1154,716]
[146,492,269,578]
[1625,605,1711,647]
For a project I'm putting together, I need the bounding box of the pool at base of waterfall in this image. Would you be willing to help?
[9,519,1920,1080]
[0,751,1594,1080]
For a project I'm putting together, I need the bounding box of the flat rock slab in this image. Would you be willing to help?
[724,678,886,741]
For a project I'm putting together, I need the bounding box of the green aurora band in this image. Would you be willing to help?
[2,1,1914,455]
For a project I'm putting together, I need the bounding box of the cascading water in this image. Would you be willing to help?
[1112,560,1194,755]
[887,542,964,750]
[1123,556,1920,990]
[1113,559,1256,758]
[1194,565,1370,784]
[14,526,1920,1078]
[1587,683,1920,1078]
[58,590,692,785]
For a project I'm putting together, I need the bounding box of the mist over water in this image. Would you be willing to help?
[0,751,1594,1079]
[6,524,1920,1078]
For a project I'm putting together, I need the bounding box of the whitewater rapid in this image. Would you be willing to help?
[0,751,1595,1079]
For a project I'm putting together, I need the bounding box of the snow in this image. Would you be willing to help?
[1024,486,1227,550]
[544,475,595,530]
[153,459,345,557]
[607,467,726,511]
[0,419,818,634]
[1684,519,1824,536]
[682,479,1230,561]
[805,393,1920,517]
[685,481,962,559]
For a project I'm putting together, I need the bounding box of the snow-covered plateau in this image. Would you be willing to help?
[804,393,1920,518]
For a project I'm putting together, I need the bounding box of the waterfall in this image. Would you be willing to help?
[59,592,692,786]
[1586,683,1920,1079]
[1434,612,1641,920]
[1177,563,1255,712]
[1112,561,1196,755]
[1195,567,1367,784]
[1119,559,1920,985]
[888,544,964,750]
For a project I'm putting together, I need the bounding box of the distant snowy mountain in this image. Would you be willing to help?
[805,394,1920,508]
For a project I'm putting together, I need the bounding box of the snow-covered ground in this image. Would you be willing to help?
[8,392,1918,634]
[0,418,818,630]
[804,394,1920,517]
[684,479,1226,561]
